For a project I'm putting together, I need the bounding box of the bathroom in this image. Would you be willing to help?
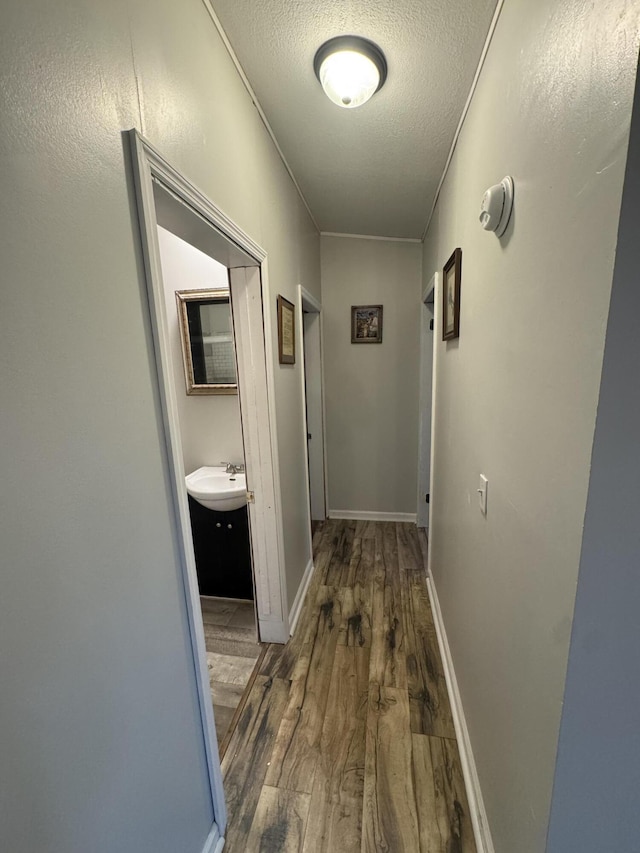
[157,225,260,749]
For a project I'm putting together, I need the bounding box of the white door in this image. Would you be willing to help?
[417,273,437,528]
[303,309,326,521]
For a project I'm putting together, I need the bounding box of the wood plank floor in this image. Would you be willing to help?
[221,520,476,852]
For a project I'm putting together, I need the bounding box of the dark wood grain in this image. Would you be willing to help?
[265,586,341,793]
[324,521,356,586]
[212,704,235,745]
[222,675,290,851]
[312,519,340,585]
[412,734,475,852]
[221,520,475,853]
[245,786,311,852]
[258,641,290,680]
[303,646,369,852]
[337,584,372,649]
[417,526,430,568]
[362,684,421,853]
[370,524,407,687]
[404,574,455,738]
[396,521,425,571]
[354,519,377,539]
[337,539,374,648]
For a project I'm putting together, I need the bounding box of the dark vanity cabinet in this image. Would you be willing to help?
[187,496,254,600]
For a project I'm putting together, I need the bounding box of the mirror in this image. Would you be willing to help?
[176,289,238,395]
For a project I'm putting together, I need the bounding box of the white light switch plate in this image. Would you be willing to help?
[478,475,488,514]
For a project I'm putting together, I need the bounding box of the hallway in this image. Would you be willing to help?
[221,520,475,851]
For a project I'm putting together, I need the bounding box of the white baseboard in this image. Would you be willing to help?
[288,558,315,636]
[328,509,417,523]
[201,824,223,853]
[258,619,289,644]
[427,575,495,853]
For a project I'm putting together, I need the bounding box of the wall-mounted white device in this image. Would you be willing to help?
[479,176,514,237]
[478,474,488,515]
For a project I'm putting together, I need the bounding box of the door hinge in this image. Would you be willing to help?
[246,490,255,504]
[425,493,430,503]
[429,319,434,331]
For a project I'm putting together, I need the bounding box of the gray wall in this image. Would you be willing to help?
[421,0,640,850]
[321,235,422,516]
[0,0,319,850]
[546,62,640,853]
[157,226,244,475]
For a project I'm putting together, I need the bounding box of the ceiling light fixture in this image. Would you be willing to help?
[314,36,387,109]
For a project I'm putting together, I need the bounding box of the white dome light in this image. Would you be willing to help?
[314,36,387,109]
[319,50,379,108]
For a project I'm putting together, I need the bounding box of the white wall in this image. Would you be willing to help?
[157,226,243,474]
[0,0,319,849]
[321,235,422,517]
[421,0,640,850]
[546,66,640,852]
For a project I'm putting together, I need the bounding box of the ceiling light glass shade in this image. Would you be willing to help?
[319,50,379,108]
[314,36,387,109]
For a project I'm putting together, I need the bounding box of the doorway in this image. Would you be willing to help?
[297,285,327,537]
[417,272,437,529]
[155,224,261,754]
[129,130,289,847]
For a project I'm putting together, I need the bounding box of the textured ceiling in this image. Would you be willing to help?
[210,0,499,238]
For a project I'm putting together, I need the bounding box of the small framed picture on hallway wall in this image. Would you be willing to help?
[277,295,296,364]
[351,305,383,343]
[442,247,462,341]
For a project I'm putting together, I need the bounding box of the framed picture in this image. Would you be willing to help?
[277,295,295,364]
[351,304,383,344]
[442,248,462,341]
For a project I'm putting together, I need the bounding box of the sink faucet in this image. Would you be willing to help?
[221,461,245,475]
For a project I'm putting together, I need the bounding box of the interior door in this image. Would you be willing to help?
[302,310,326,521]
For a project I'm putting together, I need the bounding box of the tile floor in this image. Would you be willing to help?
[200,597,261,749]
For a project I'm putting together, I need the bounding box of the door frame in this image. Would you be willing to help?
[296,285,327,558]
[128,129,289,845]
[427,272,439,545]
[417,272,437,528]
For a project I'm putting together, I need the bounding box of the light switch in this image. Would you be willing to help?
[478,475,488,515]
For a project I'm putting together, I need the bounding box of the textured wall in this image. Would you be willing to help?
[321,235,422,515]
[0,0,319,849]
[546,65,640,853]
[157,226,244,475]
[421,0,639,850]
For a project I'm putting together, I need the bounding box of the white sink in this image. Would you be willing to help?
[185,466,247,512]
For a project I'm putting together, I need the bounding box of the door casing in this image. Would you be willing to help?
[417,272,437,528]
[129,129,290,845]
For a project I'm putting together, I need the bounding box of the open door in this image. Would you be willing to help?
[297,285,327,534]
[417,272,437,530]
